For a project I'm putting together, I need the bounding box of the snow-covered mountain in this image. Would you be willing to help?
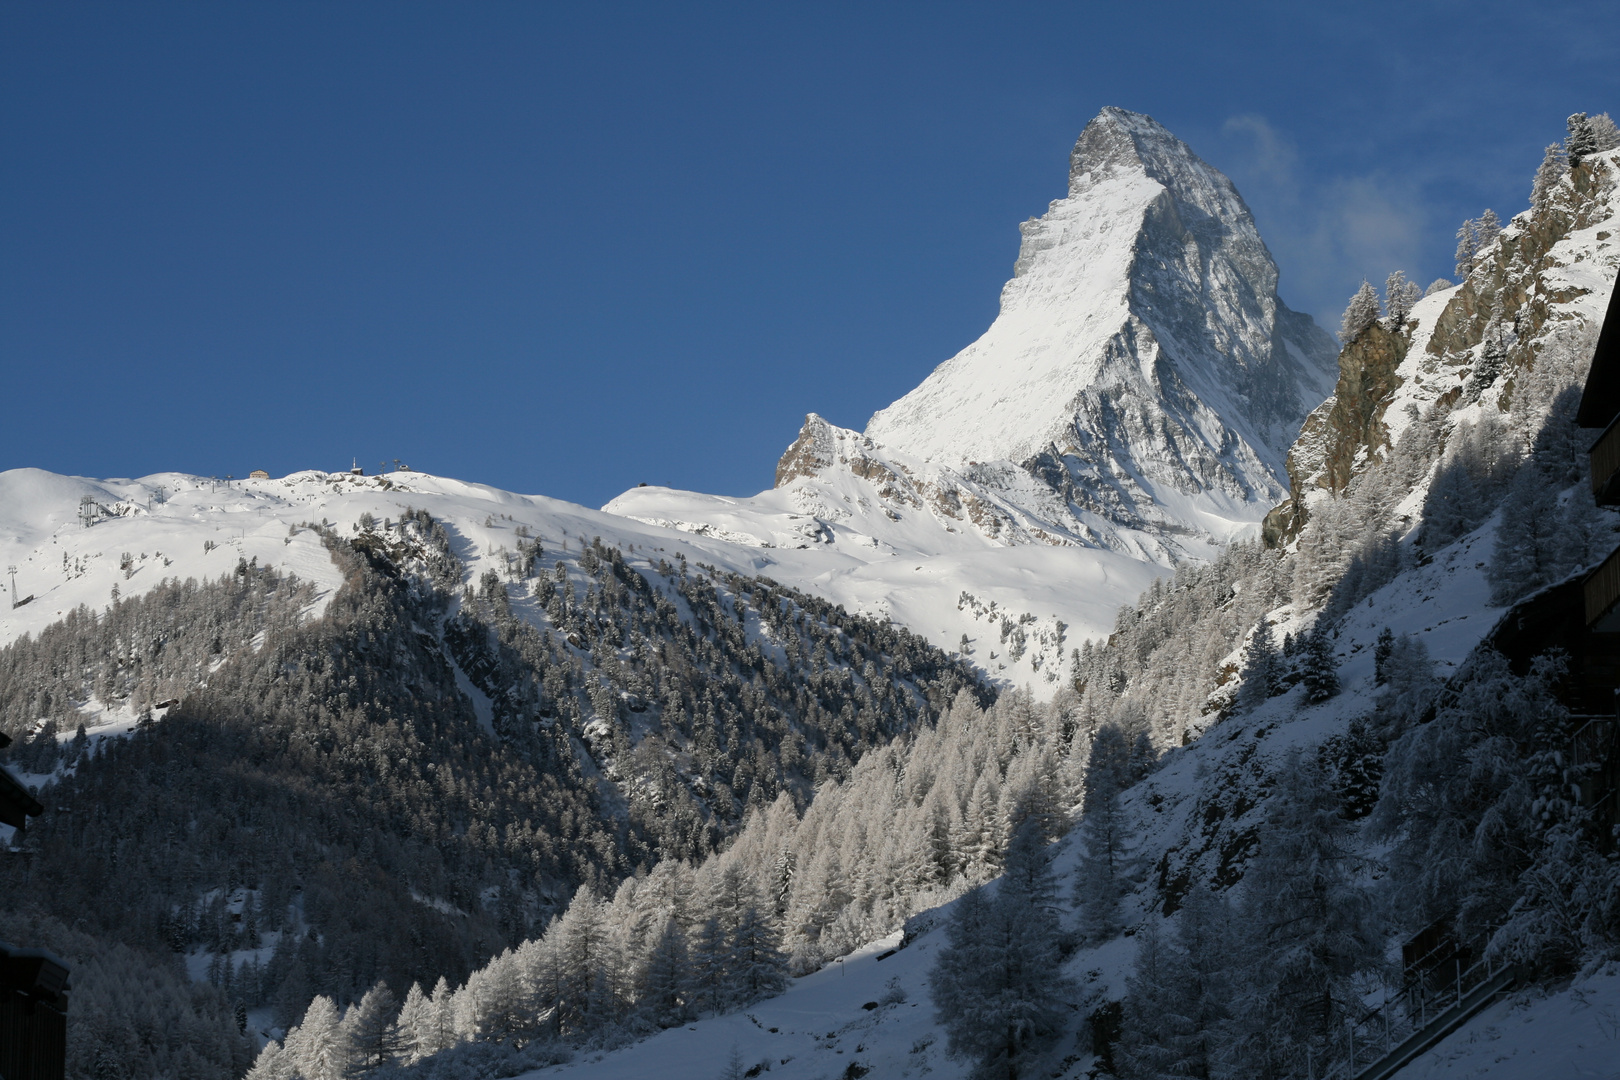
[865,107,1336,512]
[608,108,1337,689]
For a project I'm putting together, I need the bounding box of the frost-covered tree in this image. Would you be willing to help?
[392,982,431,1064]
[1567,112,1598,169]
[1455,218,1481,279]
[1374,649,1570,940]
[1453,211,1499,279]
[285,995,353,1080]
[1236,620,1282,712]
[1117,888,1233,1080]
[637,916,693,1028]
[1372,627,1394,685]
[1226,751,1380,1078]
[930,820,1075,1080]
[730,903,790,1003]
[1424,277,1453,297]
[1532,142,1568,208]
[1489,465,1566,605]
[1339,280,1381,342]
[1074,792,1126,945]
[245,1040,292,1080]
[1590,112,1620,153]
[346,981,401,1071]
[1299,629,1339,704]
[1383,270,1421,329]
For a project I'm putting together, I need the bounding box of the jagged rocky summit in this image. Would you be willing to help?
[613,107,1336,565]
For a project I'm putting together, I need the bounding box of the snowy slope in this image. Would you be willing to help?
[0,464,1156,733]
[1385,966,1620,1080]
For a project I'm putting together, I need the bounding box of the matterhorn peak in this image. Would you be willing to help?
[606,108,1338,690]
[864,106,1337,534]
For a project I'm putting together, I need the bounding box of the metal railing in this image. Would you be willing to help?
[1319,945,1518,1080]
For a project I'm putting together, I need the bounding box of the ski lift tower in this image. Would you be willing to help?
[77,496,97,529]
[6,567,15,608]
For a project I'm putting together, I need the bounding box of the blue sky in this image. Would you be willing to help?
[3,2,1617,506]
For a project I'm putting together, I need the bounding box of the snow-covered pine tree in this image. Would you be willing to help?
[1591,112,1620,152]
[1488,463,1565,605]
[1373,627,1394,684]
[1235,619,1281,712]
[284,995,352,1080]
[1383,270,1421,329]
[1300,628,1339,703]
[1074,730,1130,944]
[1424,278,1453,296]
[729,903,791,1003]
[1226,750,1380,1078]
[1532,142,1568,208]
[1567,112,1598,169]
[392,982,431,1064]
[929,820,1075,1079]
[1116,887,1233,1080]
[638,916,694,1028]
[1374,649,1569,940]
[346,981,401,1071]
[1455,218,1481,279]
[244,1040,290,1080]
[1339,281,1381,342]
[1115,922,1185,1080]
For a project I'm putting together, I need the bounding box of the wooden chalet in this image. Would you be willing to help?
[1482,273,1620,842]
[1580,274,1620,628]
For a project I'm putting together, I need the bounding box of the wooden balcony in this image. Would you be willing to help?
[1586,543,1620,630]
[1592,413,1620,506]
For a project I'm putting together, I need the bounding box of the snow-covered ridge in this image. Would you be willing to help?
[0,463,1158,697]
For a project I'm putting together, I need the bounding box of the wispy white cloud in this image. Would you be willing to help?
[1218,114,1430,336]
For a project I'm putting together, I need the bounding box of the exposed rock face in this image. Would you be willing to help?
[857,107,1337,555]
[1265,322,1408,543]
[1268,154,1620,545]
[775,413,838,487]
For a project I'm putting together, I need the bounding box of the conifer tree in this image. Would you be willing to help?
[930,820,1076,1079]
[392,982,431,1064]
[1075,730,1131,945]
[345,981,401,1071]
[1532,143,1568,208]
[1227,751,1379,1077]
[638,916,694,1027]
[1567,112,1598,168]
[1339,281,1381,342]
[285,995,352,1080]
[1383,271,1421,329]
[1590,112,1620,153]
[730,904,790,1003]
[1300,629,1339,704]
[1236,620,1281,712]
[1373,627,1394,684]
[1455,218,1481,279]
[1488,465,1565,604]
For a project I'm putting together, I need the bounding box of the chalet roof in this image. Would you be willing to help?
[1577,274,1620,427]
